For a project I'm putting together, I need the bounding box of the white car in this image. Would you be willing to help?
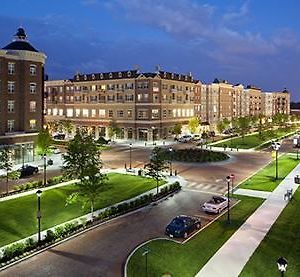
[52,148,61,154]
[178,135,193,143]
[202,196,228,214]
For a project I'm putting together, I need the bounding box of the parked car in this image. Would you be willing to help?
[165,215,201,238]
[192,134,202,141]
[18,165,39,178]
[178,135,193,143]
[53,133,65,140]
[202,195,228,214]
[50,147,61,154]
[95,136,111,145]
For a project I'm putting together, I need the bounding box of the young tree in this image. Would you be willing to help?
[172,123,182,139]
[222,118,230,130]
[188,117,200,134]
[217,121,225,134]
[108,120,122,141]
[63,129,107,219]
[60,120,75,138]
[0,148,20,194]
[35,127,53,156]
[237,116,251,140]
[144,147,168,195]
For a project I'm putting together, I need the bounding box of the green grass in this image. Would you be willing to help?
[239,154,300,191]
[240,189,300,276]
[213,128,291,149]
[127,195,263,277]
[0,173,163,247]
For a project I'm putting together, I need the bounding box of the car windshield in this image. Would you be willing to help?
[170,218,184,227]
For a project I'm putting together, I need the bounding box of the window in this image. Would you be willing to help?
[30,83,37,94]
[138,110,148,119]
[47,108,51,115]
[52,108,58,116]
[137,94,142,101]
[7,120,14,132]
[108,110,113,118]
[29,101,36,112]
[91,109,96,117]
[8,81,15,93]
[152,109,159,119]
[107,95,115,102]
[99,109,106,118]
[91,85,96,91]
[117,110,124,117]
[8,62,15,74]
[29,119,37,130]
[66,109,73,117]
[59,109,64,116]
[163,109,167,118]
[82,109,89,117]
[75,109,80,117]
[30,64,37,76]
[125,94,134,102]
[8,100,14,113]
[127,110,132,118]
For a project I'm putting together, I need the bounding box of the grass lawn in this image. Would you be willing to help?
[127,195,264,277]
[213,128,291,149]
[239,154,300,192]
[240,189,300,276]
[0,173,163,247]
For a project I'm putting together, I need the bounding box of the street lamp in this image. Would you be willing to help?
[36,189,42,243]
[226,175,231,224]
[151,126,155,145]
[129,143,132,170]
[43,154,47,186]
[21,144,25,167]
[272,141,281,180]
[142,248,150,277]
[169,147,173,176]
[277,257,288,277]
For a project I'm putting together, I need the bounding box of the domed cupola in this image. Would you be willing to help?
[2,27,39,52]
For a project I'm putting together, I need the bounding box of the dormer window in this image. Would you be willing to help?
[118,72,122,78]
[185,76,188,81]
[164,72,167,78]
[92,74,95,80]
[109,73,113,78]
[84,75,87,80]
[76,75,80,81]
[127,71,131,77]
[178,74,181,80]
[100,73,104,79]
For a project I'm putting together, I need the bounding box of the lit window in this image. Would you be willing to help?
[8,62,15,74]
[29,119,37,130]
[99,109,106,118]
[7,120,14,132]
[30,64,36,76]
[152,109,159,119]
[30,83,37,94]
[82,109,89,117]
[173,109,176,117]
[66,109,73,117]
[127,110,132,118]
[75,109,80,117]
[91,109,96,117]
[52,108,58,116]
[29,101,36,112]
[8,81,15,93]
[59,109,64,116]
[47,108,51,115]
[8,100,14,113]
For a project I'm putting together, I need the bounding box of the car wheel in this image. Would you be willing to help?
[196,223,201,229]
[183,232,188,239]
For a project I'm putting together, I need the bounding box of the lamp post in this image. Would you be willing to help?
[169,147,173,176]
[151,126,155,145]
[277,257,288,277]
[21,144,25,167]
[36,189,42,243]
[129,143,132,170]
[43,154,47,186]
[230,173,235,197]
[142,248,150,277]
[272,141,281,180]
[226,175,231,224]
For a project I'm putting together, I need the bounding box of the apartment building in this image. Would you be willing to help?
[0,27,46,162]
[45,70,201,141]
[244,85,262,116]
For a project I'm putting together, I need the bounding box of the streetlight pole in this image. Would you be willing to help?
[226,175,231,224]
[36,189,42,243]
[129,143,132,170]
[142,249,149,277]
[277,257,288,277]
[169,147,173,176]
[21,144,25,167]
[151,126,155,145]
[272,142,280,180]
[43,154,47,186]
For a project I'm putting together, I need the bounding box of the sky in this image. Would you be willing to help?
[0,0,299,101]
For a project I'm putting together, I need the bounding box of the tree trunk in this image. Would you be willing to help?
[91,201,94,222]
[156,179,159,195]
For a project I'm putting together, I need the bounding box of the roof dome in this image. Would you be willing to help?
[2,27,39,52]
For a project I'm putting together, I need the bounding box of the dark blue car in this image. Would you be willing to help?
[165,215,201,238]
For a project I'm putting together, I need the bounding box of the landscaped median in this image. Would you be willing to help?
[238,154,300,191]
[0,173,166,248]
[125,195,264,277]
[240,188,300,276]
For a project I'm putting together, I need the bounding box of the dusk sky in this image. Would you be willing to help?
[1,0,299,100]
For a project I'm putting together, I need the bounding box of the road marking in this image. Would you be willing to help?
[182,188,222,195]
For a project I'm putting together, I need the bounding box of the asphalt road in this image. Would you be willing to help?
[0,190,217,277]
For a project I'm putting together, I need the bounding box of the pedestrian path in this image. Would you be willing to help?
[196,162,300,277]
[234,188,271,199]
[183,182,226,194]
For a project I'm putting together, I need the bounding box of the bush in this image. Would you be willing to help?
[45,230,56,243]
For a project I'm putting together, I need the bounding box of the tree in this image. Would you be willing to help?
[35,127,53,156]
[144,147,168,195]
[60,120,75,138]
[237,116,251,140]
[217,121,225,134]
[172,123,182,138]
[188,117,200,134]
[0,148,20,194]
[108,120,122,140]
[222,118,230,130]
[64,129,107,219]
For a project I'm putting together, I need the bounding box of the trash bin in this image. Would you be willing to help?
[138,169,142,176]
[295,175,300,184]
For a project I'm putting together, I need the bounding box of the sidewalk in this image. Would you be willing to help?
[196,162,300,277]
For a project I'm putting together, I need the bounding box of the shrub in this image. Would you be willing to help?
[45,230,56,243]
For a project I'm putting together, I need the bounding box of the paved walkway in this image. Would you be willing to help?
[233,188,271,199]
[196,162,300,277]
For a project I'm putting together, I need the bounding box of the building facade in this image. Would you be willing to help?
[45,70,200,141]
[0,27,46,162]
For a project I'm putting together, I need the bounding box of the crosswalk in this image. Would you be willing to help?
[184,181,228,194]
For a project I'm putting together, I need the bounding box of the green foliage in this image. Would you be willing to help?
[35,128,53,156]
[217,121,225,134]
[172,123,182,137]
[108,119,122,139]
[188,117,200,134]
[59,119,75,137]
